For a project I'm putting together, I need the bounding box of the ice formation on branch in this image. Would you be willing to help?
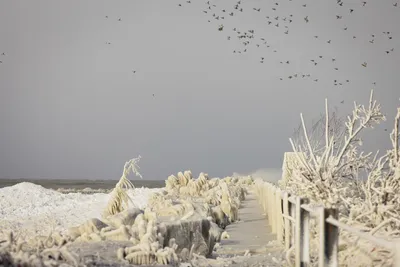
[287,90,385,207]
[353,107,400,229]
[282,91,400,266]
[103,156,143,217]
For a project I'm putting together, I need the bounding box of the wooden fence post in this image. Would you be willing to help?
[295,197,310,267]
[276,189,283,242]
[263,184,267,212]
[271,188,277,233]
[290,198,296,248]
[283,192,291,250]
[319,207,339,267]
[301,198,310,267]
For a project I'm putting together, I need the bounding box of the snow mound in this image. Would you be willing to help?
[0,182,160,238]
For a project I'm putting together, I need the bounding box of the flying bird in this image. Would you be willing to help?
[361,62,367,67]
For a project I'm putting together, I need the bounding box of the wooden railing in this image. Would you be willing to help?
[254,179,400,267]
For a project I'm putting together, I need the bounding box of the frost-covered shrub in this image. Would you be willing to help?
[283,91,400,266]
[285,91,385,208]
[103,156,143,217]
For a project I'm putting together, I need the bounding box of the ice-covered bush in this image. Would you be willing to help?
[286,90,385,210]
[350,107,400,231]
[103,156,143,217]
[283,90,400,266]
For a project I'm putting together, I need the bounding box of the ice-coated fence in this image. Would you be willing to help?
[254,179,400,267]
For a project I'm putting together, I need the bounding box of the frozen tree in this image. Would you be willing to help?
[283,92,400,266]
[103,156,143,217]
[349,107,400,232]
[287,90,386,208]
[291,106,346,155]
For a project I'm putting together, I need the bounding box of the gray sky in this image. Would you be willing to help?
[0,0,399,180]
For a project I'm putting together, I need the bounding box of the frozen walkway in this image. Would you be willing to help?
[215,190,282,256]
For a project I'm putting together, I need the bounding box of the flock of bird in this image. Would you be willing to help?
[103,16,140,78]
[101,16,148,96]
[177,0,397,87]
[1,1,398,97]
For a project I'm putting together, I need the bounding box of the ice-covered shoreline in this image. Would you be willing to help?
[0,182,161,239]
[0,173,270,266]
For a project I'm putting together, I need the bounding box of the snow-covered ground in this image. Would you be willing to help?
[0,182,160,239]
